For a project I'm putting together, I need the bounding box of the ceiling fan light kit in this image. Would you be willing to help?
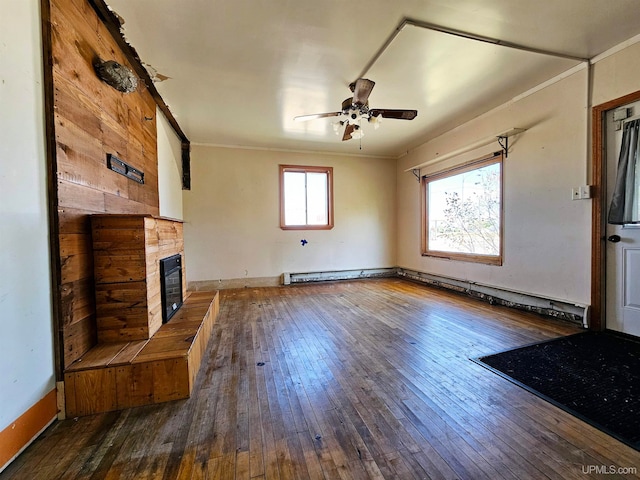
[294,78,417,142]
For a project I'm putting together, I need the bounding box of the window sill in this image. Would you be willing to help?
[280,225,334,231]
[422,251,502,266]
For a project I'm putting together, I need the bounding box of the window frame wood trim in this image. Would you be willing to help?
[421,152,504,266]
[279,164,334,230]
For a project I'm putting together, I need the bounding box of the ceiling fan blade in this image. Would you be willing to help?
[369,109,418,120]
[352,78,375,106]
[294,111,341,122]
[342,123,355,141]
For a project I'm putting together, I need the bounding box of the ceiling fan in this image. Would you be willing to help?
[294,78,418,141]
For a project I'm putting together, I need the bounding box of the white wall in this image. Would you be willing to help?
[0,0,56,430]
[183,146,396,284]
[397,68,592,305]
[157,108,184,220]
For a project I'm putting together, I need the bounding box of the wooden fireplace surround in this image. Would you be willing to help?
[63,215,218,417]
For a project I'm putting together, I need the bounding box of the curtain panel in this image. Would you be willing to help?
[608,119,640,225]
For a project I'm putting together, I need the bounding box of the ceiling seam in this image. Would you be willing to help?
[384,17,594,161]
[358,16,589,81]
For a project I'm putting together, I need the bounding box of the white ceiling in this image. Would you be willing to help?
[106,0,640,158]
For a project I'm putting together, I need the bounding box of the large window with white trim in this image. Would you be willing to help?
[280,165,334,230]
[422,153,503,265]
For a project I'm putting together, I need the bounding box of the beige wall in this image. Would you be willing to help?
[183,146,396,285]
[157,108,184,220]
[184,41,640,298]
[397,68,593,305]
[592,40,640,107]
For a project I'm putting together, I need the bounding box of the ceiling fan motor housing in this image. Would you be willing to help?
[341,97,370,122]
[294,78,417,141]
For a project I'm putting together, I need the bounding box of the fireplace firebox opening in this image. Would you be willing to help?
[160,253,183,323]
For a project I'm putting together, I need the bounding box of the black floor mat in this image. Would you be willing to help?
[474,331,640,450]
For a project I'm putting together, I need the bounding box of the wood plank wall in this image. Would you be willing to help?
[46,0,160,372]
[92,215,186,342]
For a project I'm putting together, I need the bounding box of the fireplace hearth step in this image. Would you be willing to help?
[64,340,149,371]
[63,291,219,417]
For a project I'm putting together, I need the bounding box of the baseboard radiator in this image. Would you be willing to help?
[282,266,588,327]
[396,268,588,327]
[283,267,397,285]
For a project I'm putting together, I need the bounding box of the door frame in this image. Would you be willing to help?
[590,90,640,330]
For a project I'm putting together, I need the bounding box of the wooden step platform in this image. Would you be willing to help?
[63,291,219,417]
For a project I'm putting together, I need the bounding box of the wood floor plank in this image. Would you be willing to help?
[3,279,640,480]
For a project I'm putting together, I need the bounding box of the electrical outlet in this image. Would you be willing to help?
[572,187,581,200]
[580,185,592,199]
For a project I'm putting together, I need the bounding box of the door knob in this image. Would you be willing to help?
[607,234,621,243]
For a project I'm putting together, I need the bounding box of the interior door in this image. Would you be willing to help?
[605,101,640,337]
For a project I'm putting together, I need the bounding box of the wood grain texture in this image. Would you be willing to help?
[62,291,218,417]
[46,0,161,369]
[7,280,639,479]
[62,316,97,369]
[64,368,118,417]
[91,215,185,342]
[59,277,94,327]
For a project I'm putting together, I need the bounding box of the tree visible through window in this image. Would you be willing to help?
[280,165,333,230]
[422,153,503,265]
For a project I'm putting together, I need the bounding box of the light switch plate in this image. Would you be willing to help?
[572,187,581,200]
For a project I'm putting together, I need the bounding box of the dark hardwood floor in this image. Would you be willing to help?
[3,278,639,479]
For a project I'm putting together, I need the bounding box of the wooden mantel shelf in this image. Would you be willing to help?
[64,291,219,417]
